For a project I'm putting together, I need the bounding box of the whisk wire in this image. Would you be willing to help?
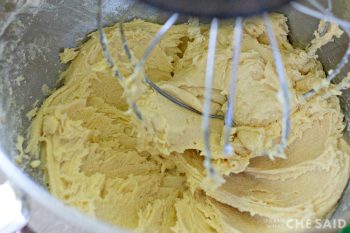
[97,0,143,119]
[307,0,331,36]
[119,21,133,62]
[144,78,225,119]
[223,17,243,156]
[97,0,123,81]
[202,18,220,178]
[138,13,179,68]
[327,0,333,11]
[129,13,178,95]
[124,13,178,120]
[264,13,291,159]
[307,0,330,12]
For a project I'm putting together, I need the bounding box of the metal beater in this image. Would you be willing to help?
[96,0,350,180]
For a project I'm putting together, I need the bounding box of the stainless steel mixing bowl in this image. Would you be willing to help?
[1,0,350,232]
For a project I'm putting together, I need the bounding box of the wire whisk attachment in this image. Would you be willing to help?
[97,0,350,184]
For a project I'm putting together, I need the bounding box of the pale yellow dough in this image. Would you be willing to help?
[26,14,350,233]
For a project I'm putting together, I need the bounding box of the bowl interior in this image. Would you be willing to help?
[1,0,350,228]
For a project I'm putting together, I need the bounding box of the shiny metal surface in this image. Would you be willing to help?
[1,0,350,232]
